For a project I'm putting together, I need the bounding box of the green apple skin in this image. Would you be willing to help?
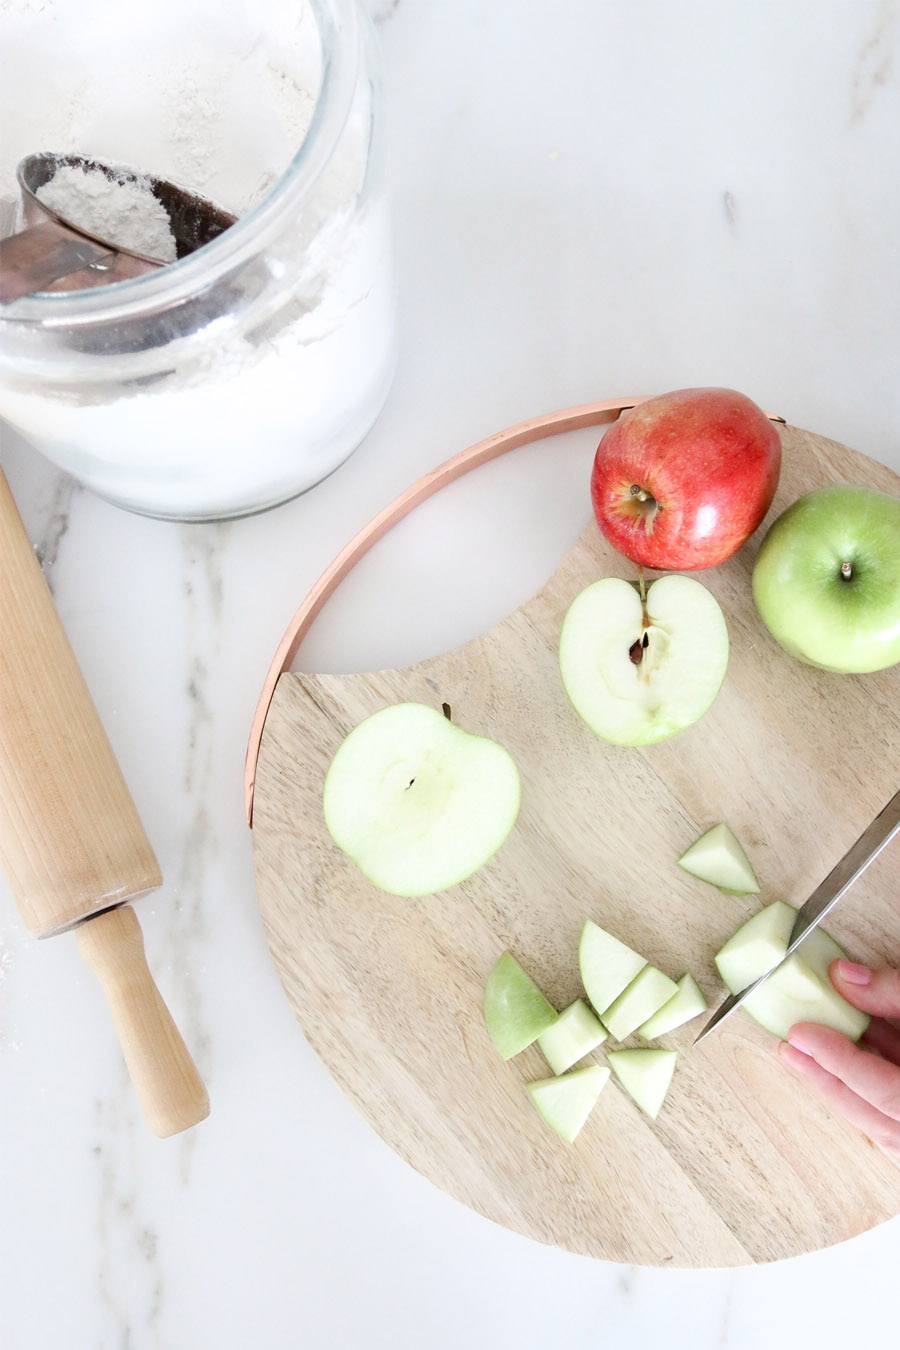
[752,486,900,674]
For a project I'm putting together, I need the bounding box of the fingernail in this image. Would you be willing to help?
[786,1026,815,1054]
[835,960,872,986]
[778,1042,808,1069]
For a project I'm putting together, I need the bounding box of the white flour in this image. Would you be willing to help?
[0,0,322,224]
[36,165,177,261]
[0,0,396,518]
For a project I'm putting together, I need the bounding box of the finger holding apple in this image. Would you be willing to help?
[591,388,782,571]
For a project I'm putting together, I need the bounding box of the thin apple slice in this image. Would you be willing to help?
[715,906,869,1042]
[559,575,729,746]
[678,823,760,895]
[323,702,520,897]
[484,953,557,1059]
[526,1064,610,1142]
[579,920,647,1016]
[537,999,607,1075]
[637,974,707,1041]
[715,900,795,993]
[602,966,679,1041]
[608,1049,677,1120]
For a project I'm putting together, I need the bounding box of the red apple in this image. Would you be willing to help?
[591,388,781,570]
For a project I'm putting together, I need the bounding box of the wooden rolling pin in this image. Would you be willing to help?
[0,469,209,1137]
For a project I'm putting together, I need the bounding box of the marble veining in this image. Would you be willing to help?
[851,0,896,123]
[93,1095,163,1350]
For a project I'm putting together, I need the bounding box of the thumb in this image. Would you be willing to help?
[830,960,900,1019]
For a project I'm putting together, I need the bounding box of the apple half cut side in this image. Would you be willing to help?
[579,920,646,1017]
[323,702,521,897]
[559,576,729,746]
[715,902,869,1042]
[602,965,679,1042]
[678,822,759,895]
[526,1064,611,1142]
[637,974,708,1041]
[537,998,607,1075]
[484,953,557,1059]
[608,1049,677,1120]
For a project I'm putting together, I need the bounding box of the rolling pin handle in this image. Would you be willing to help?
[76,905,209,1138]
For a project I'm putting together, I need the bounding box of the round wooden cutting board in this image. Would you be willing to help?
[251,414,900,1267]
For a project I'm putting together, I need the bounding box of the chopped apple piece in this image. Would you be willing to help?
[715,905,869,1042]
[484,953,556,1059]
[602,966,679,1041]
[678,823,760,895]
[608,1049,677,1119]
[715,900,795,992]
[637,974,707,1040]
[579,920,646,1016]
[526,1065,610,1142]
[537,999,607,1075]
[742,928,869,1042]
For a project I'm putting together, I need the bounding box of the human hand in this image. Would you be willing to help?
[778,960,900,1155]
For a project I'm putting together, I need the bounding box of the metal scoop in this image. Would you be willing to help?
[0,152,236,304]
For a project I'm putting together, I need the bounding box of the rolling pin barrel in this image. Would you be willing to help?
[0,469,208,1136]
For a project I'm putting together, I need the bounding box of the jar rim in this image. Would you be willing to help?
[0,0,361,327]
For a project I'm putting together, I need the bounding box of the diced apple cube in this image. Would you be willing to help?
[537,999,607,1075]
[526,1064,610,1142]
[608,1049,677,1119]
[484,953,556,1060]
[602,966,679,1041]
[579,920,646,1016]
[637,974,707,1040]
[678,822,760,894]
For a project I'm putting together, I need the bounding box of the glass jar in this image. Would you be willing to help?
[0,0,396,520]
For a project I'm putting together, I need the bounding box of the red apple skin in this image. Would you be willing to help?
[591,388,782,570]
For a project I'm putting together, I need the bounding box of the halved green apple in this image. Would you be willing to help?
[678,823,759,895]
[323,702,520,897]
[484,952,557,1059]
[637,974,707,1041]
[559,575,729,746]
[715,903,869,1042]
[537,999,607,1075]
[602,966,679,1041]
[608,1049,677,1119]
[579,920,646,1016]
[526,1064,610,1142]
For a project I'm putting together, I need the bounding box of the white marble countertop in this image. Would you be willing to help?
[2,2,899,1346]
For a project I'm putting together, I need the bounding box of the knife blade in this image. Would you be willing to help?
[694,788,900,1045]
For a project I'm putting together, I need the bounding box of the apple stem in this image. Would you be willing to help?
[442,702,452,721]
[840,561,852,580]
[636,566,650,627]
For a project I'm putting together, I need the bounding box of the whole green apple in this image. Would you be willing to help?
[752,485,900,673]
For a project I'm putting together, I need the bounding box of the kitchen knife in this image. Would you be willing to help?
[0,469,209,1136]
[694,788,900,1045]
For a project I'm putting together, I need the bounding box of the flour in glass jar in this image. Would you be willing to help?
[0,0,396,519]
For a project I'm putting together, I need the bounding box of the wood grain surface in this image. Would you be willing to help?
[253,424,900,1266]
[0,468,160,936]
